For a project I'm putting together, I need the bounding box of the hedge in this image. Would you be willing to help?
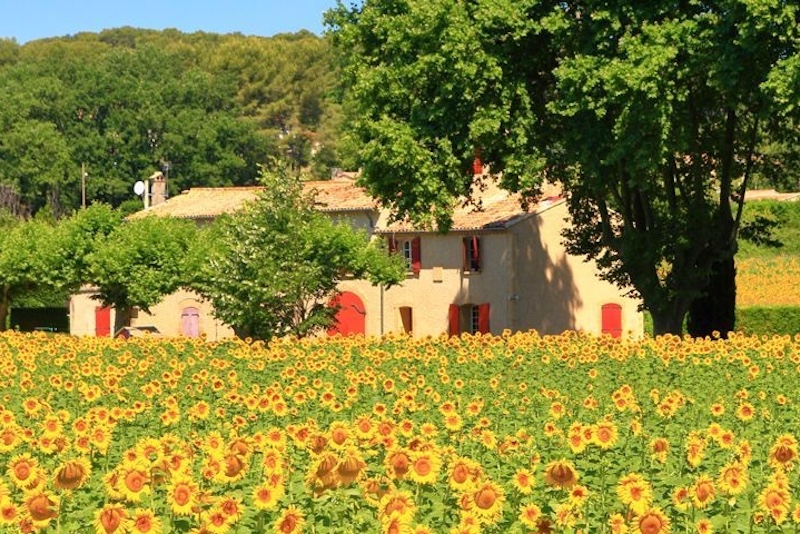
[644,306,800,337]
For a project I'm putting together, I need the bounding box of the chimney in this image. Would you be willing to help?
[149,171,166,207]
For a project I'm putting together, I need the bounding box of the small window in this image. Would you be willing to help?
[388,236,421,275]
[470,305,481,334]
[401,240,413,270]
[399,306,413,334]
[462,236,481,272]
[450,303,490,336]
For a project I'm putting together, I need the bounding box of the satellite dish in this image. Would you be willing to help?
[133,181,145,196]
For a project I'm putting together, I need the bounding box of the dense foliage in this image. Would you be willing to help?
[328,1,800,336]
[192,166,405,340]
[0,331,799,532]
[0,28,345,216]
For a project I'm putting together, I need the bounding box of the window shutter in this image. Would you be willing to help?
[411,237,421,276]
[388,236,397,254]
[448,304,460,336]
[473,235,481,271]
[477,303,490,334]
[472,148,483,175]
[461,237,468,272]
[601,303,623,338]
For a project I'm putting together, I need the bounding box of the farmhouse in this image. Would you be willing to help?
[69,172,643,339]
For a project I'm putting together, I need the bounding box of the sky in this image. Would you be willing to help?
[0,0,341,44]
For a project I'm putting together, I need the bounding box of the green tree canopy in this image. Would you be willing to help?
[192,165,405,341]
[86,215,199,330]
[328,0,800,335]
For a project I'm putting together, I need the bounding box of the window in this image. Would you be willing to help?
[399,306,413,334]
[448,303,490,336]
[388,236,421,275]
[462,236,481,272]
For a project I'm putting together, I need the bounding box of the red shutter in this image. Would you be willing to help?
[472,148,483,175]
[411,237,421,276]
[601,303,622,338]
[461,237,468,271]
[388,236,397,254]
[477,303,490,334]
[95,306,111,337]
[473,235,480,271]
[448,304,460,336]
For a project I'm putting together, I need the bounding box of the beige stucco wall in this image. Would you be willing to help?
[69,204,642,340]
[128,289,233,340]
[338,231,513,337]
[69,286,119,337]
[69,287,233,341]
[511,202,643,338]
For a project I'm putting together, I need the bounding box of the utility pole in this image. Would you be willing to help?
[80,163,87,209]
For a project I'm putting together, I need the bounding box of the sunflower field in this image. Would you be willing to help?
[1,330,800,533]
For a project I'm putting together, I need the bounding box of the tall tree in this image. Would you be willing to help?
[328,0,800,335]
[0,216,65,330]
[86,215,198,331]
[192,164,405,341]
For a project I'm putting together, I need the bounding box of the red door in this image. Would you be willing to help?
[181,307,200,337]
[328,292,366,336]
[601,303,623,338]
[95,306,111,337]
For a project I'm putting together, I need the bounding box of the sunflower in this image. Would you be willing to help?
[617,473,653,515]
[252,481,284,511]
[0,497,18,527]
[385,448,412,481]
[717,462,748,496]
[407,451,440,485]
[633,507,670,534]
[202,507,233,534]
[649,438,669,463]
[94,503,127,534]
[53,457,92,491]
[672,486,691,512]
[511,468,535,495]
[129,508,162,533]
[336,449,366,486]
[24,489,60,529]
[380,489,416,524]
[593,421,619,449]
[470,480,505,523]
[517,502,543,528]
[544,459,578,489]
[447,457,480,491]
[695,518,713,534]
[568,484,590,507]
[735,402,755,422]
[0,425,21,453]
[275,506,306,534]
[166,476,199,516]
[119,463,151,503]
[768,434,798,469]
[217,496,243,523]
[691,475,716,510]
[609,513,628,534]
[8,454,41,490]
[758,480,791,525]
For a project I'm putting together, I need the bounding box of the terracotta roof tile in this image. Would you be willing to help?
[376,193,564,233]
[128,178,376,220]
[129,175,563,232]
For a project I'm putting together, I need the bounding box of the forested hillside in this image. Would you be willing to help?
[0,28,345,216]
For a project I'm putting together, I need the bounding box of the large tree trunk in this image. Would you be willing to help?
[687,257,736,339]
[650,310,687,336]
